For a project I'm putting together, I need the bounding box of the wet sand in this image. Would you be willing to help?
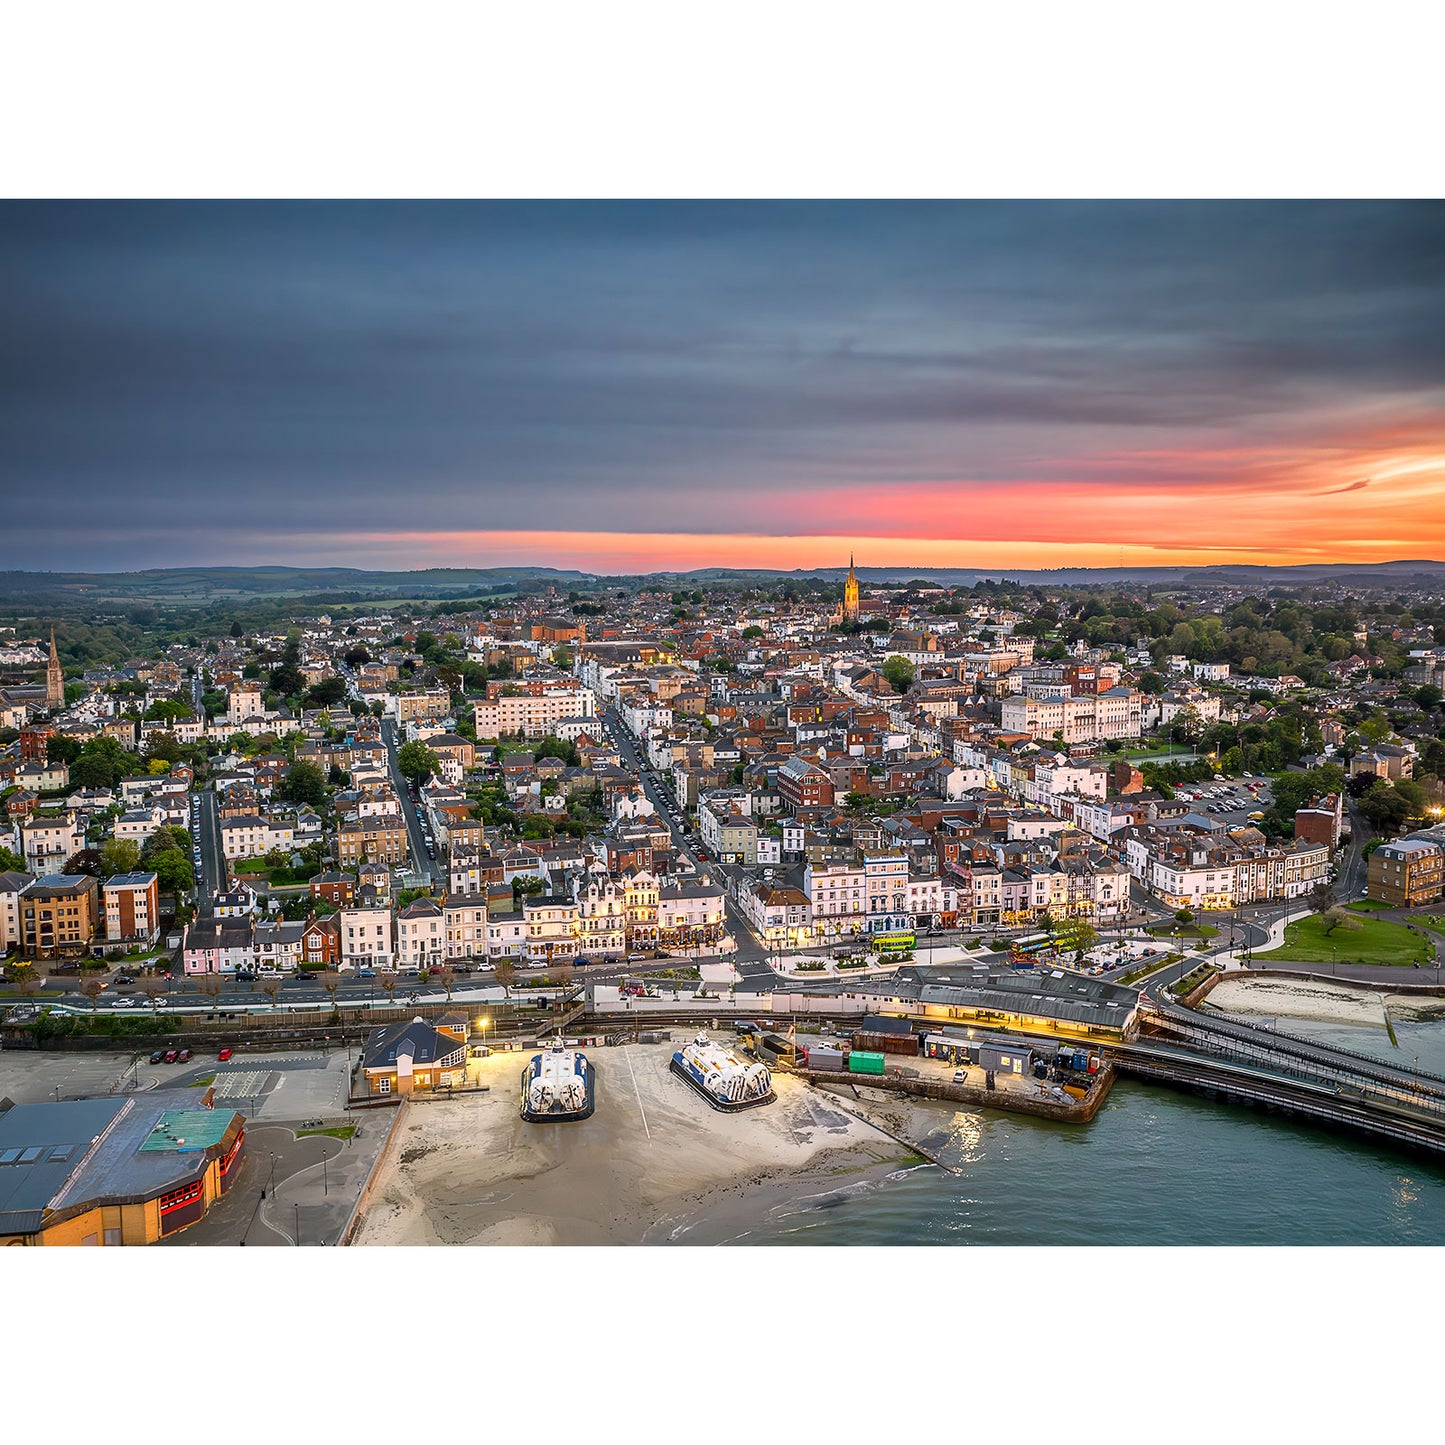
[1208,975,1445,1028]
[353,1041,910,1246]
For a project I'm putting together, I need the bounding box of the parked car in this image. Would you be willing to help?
[176,1048,191,1062]
[149,1049,167,1064]
[114,974,134,985]
[357,968,376,978]
[218,1047,233,1061]
[293,971,317,983]
[163,1049,178,1063]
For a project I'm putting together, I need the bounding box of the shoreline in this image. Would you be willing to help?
[352,1041,914,1246]
[641,1146,923,1245]
[1208,975,1445,1028]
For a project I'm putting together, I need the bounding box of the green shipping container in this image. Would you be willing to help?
[848,1051,886,1075]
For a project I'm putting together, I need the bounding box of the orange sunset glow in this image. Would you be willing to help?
[6,201,1444,574]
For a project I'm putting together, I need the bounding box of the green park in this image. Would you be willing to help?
[1260,910,1436,967]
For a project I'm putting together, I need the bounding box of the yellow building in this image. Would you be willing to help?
[0,1098,244,1246]
[360,1017,468,1096]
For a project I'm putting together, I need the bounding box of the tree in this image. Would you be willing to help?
[379,971,399,1004]
[493,958,518,997]
[139,978,167,1013]
[306,677,348,709]
[47,734,82,766]
[553,963,575,993]
[881,655,916,693]
[397,740,441,785]
[1321,906,1362,936]
[1137,671,1165,694]
[151,848,195,895]
[100,838,142,877]
[1357,779,1411,832]
[70,737,134,791]
[1175,909,1194,926]
[0,846,26,872]
[197,975,224,1010]
[343,645,371,668]
[1416,684,1443,713]
[80,977,105,1014]
[319,970,344,1011]
[142,826,191,863]
[741,624,764,639]
[435,966,457,1003]
[261,979,283,1010]
[277,759,328,807]
[143,698,194,724]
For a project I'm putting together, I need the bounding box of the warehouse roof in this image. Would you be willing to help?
[856,965,1139,1033]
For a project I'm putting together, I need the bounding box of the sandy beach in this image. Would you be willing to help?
[1207,975,1445,1027]
[353,1039,911,1246]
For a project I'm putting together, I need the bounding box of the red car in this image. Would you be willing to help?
[163,1049,178,1063]
[218,1047,233,1062]
[177,1048,192,1063]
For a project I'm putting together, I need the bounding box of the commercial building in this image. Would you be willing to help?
[474,688,596,739]
[102,872,160,949]
[0,1097,245,1246]
[1367,838,1445,908]
[360,1017,468,1097]
[856,964,1141,1045]
[19,874,99,961]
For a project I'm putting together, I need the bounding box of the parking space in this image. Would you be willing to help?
[0,1051,137,1105]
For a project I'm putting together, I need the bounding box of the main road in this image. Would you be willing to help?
[195,789,227,916]
[380,717,439,886]
[599,705,786,992]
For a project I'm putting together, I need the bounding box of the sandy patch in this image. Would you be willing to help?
[352,1040,908,1246]
[1205,976,1445,1028]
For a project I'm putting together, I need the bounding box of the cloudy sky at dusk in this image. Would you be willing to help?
[4,200,1444,574]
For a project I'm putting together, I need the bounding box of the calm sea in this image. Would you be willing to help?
[740,1017,1445,1246]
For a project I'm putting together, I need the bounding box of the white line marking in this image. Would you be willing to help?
[623,1046,650,1140]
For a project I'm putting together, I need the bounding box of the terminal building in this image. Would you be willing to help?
[846,964,1141,1045]
[0,1096,244,1246]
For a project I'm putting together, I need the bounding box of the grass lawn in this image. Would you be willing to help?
[1148,922,1220,940]
[1414,915,1445,937]
[1260,912,1433,967]
[297,1125,357,1140]
[1346,899,1390,912]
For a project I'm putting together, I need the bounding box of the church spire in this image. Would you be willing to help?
[46,625,64,707]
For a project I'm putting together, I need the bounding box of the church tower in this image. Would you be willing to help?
[46,627,64,707]
[843,553,860,624]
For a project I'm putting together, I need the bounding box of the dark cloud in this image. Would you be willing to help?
[1,201,1442,564]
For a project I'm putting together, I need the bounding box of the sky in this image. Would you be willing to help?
[3,200,1444,575]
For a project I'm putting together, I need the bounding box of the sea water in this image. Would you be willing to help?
[741,1016,1445,1246]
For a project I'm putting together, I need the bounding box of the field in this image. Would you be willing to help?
[1259,912,1434,967]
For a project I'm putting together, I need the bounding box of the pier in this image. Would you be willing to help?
[1107,998,1445,1158]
